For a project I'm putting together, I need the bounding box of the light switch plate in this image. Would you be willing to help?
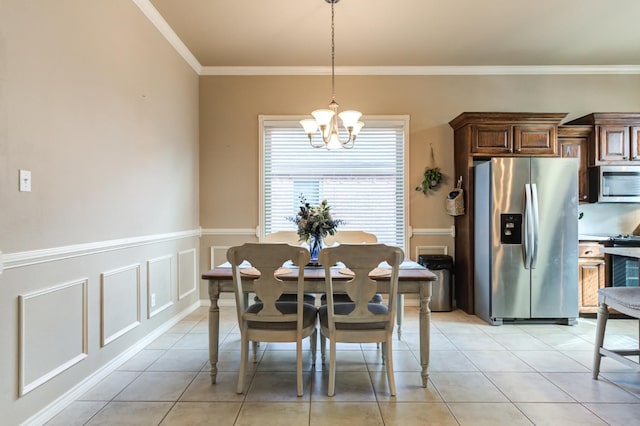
[19,170,32,192]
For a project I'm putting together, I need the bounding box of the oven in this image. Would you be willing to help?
[608,235,640,287]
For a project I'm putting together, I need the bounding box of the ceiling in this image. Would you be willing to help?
[146,0,640,73]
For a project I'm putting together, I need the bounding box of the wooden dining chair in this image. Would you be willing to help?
[318,243,404,396]
[227,243,317,396]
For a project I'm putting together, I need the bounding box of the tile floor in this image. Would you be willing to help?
[47,306,640,425]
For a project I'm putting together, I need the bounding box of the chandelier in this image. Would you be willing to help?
[300,0,363,150]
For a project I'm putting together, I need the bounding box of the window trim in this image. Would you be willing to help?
[258,114,410,251]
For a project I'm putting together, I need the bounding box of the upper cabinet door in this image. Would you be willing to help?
[559,136,589,202]
[563,113,640,165]
[598,125,630,162]
[631,126,640,161]
[514,125,558,155]
[471,124,512,154]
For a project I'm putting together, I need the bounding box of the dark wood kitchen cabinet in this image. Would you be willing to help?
[564,113,640,164]
[471,122,559,156]
[449,112,567,314]
[558,125,592,202]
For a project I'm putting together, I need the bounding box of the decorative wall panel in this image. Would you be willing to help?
[101,264,141,346]
[19,279,88,395]
[147,255,173,318]
[178,248,197,300]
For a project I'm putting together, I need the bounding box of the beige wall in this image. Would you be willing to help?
[198,74,640,274]
[0,1,200,424]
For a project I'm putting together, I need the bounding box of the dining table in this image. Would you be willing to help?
[201,260,437,387]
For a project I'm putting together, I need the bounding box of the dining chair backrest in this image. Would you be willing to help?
[227,243,310,326]
[319,243,403,329]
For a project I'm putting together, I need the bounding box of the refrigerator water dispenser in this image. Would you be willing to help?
[500,214,522,244]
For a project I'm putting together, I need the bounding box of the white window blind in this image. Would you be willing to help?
[260,116,408,249]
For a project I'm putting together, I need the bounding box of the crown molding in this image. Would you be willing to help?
[131,0,202,74]
[131,1,640,77]
[200,65,640,76]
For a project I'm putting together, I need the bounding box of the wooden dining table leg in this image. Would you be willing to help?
[419,282,432,387]
[208,280,220,384]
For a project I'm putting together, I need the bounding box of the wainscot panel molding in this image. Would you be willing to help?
[178,248,197,300]
[19,279,89,396]
[412,227,456,237]
[24,301,201,426]
[147,255,174,318]
[1,229,200,272]
[209,246,232,270]
[101,264,141,347]
[201,228,257,236]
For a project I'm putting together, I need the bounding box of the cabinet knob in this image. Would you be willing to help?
[585,250,593,254]
[582,195,588,200]
[623,156,628,160]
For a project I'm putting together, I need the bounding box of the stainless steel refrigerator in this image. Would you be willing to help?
[474,157,579,325]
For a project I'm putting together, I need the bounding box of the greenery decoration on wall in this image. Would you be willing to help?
[416,144,444,195]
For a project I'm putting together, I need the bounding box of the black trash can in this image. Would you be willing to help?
[418,254,454,312]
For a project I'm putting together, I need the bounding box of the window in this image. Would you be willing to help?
[260,115,409,250]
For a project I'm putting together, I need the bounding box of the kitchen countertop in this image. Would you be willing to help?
[601,247,640,259]
[579,234,612,242]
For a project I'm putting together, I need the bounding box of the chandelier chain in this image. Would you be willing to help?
[331,0,336,102]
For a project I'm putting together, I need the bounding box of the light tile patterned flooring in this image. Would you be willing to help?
[47,306,640,425]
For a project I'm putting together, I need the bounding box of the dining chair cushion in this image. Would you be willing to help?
[318,302,388,330]
[246,301,318,330]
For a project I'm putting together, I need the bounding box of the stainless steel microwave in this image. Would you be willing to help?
[588,165,640,203]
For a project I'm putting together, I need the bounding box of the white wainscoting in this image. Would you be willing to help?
[1,229,200,272]
[19,279,88,396]
[101,264,141,347]
[178,248,197,300]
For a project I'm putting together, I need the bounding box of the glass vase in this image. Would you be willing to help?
[309,234,323,264]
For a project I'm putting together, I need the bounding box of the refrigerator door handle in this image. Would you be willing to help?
[531,183,540,269]
[524,183,533,269]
